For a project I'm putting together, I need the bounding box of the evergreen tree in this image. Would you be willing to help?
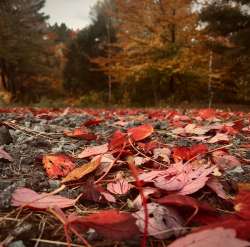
[200,0,250,102]
[63,0,116,97]
[49,23,72,43]
[0,0,53,100]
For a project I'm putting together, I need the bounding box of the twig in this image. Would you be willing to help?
[128,138,169,167]
[94,142,126,184]
[31,239,86,247]
[127,155,148,247]
[184,144,233,166]
[34,217,46,247]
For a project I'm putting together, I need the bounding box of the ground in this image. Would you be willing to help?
[0,107,250,247]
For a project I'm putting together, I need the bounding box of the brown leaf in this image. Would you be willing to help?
[62,157,101,183]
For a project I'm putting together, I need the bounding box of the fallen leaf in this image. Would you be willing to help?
[206,177,229,199]
[168,227,250,247]
[132,202,184,239]
[234,190,250,220]
[178,165,215,195]
[109,130,126,150]
[212,151,241,170]
[0,147,13,161]
[62,157,101,183]
[208,133,229,144]
[84,118,103,127]
[64,127,97,140]
[100,191,116,203]
[11,187,75,209]
[77,143,108,159]
[172,144,208,161]
[69,209,140,240]
[107,178,133,195]
[43,154,75,178]
[198,108,216,120]
[156,194,214,224]
[154,172,188,191]
[132,187,159,209]
[134,156,150,166]
[128,124,154,141]
[153,148,171,163]
[153,163,215,195]
[81,180,116,203]
[95,153,115,176]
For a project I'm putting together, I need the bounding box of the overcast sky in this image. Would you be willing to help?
[43,0,98,29]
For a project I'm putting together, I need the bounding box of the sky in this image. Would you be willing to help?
[43,0,98,29]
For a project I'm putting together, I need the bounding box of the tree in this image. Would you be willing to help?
[0,0,54,101]
[63,0,116,100]
[48,23,73,43]
[93,0,208,104]
[200,0,250,102]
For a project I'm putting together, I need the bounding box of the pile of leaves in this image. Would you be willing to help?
[1,107,250,247]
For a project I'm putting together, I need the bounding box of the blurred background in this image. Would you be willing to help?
[0,0,249,107]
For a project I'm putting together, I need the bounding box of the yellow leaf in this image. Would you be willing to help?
[62,157,101,183]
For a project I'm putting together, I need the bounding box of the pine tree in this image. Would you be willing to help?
[200,0,250,102]
[0,0,53,100]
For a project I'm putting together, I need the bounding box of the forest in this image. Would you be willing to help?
[0,0,250,106]
[1,1,250,247]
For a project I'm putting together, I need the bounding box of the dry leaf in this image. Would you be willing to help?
[168,227,250,247]
[62,157,101,183]
[133,202,184,239]
[43,154,75,178]
[11,187,75,209]
[77,143,108,158]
